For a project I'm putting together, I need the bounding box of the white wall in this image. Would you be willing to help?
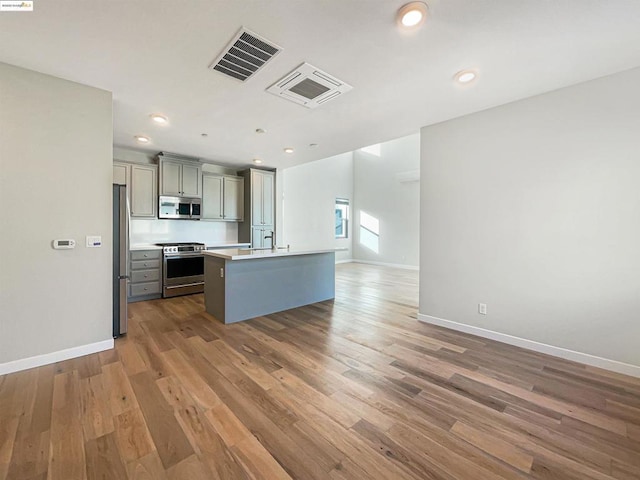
[353,134,420,268]
[281,153,353,262]
[0,62,113,366]
[113,147,239,245]
[420,67,640,368]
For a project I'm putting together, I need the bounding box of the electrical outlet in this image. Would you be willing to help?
[478,303,487,315]
[220,268,224,278]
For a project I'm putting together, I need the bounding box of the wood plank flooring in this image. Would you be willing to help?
[1,263,639,479]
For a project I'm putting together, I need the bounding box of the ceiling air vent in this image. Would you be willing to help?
[266,63,353,109]
[209,28,282,82]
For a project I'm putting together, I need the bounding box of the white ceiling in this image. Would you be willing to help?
[1,1,640,169]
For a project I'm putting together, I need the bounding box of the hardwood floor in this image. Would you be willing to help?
[1,263,639,479]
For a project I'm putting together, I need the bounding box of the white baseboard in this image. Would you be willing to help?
[335,258,354,264]
[352,260,419,271]
[417,314,640,378]
[0,339,114,376]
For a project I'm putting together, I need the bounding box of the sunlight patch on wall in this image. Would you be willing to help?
[359,143,381,157]
[359,211,379,253]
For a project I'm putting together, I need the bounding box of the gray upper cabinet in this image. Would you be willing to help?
[160,160,182,196]
[202,174,224,220]
[113,162,128,185]
[202,174,244,222]
[238,168,275,246]
[112,162,157,218]
[181,163,201,197]
[130,164,157,217]
[251,169,274,226]
[224,176,244,221]
[159,158,202,198]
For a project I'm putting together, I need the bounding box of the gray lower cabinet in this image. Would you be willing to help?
[128,249,162,302]
[252,225,274,249]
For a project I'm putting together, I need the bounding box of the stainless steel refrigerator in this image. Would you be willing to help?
[113,184,129,337]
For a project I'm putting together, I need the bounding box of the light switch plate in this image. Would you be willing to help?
[86,235,102,248]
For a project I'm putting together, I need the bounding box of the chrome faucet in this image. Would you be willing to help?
[264,230,275,249]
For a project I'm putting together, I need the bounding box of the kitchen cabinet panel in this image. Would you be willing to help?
[239,169,276,247]
[181,163,202,197]
[202,174,244,222]
[131,249,161,261]
[261,172,274,225]
[130,164,157,218]
[224,176,244,221]
[251,226,274,249]
[131,269,160,283]
[112,161,156,218]
[202,174,224,220]
[130,282,161,297]
[129,249,162,302]
[131,259,161,270]
[160,160,183,196]
[113,162,129,185]
[159,157,202,198]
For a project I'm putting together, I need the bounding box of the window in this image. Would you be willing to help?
[335,198,349,239]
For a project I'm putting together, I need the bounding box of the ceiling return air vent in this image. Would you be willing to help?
[209,28,282,82]
[267,63,353,109]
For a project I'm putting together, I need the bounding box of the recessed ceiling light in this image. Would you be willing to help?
[255,128,266,134]
[134,135,150,144]
[454,70,477,84]
[150,114,168,125]
[284,147,294,154]
[397,2,428,28]
[253,158,263,165]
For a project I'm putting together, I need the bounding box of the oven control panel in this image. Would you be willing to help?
[162,244,204,254]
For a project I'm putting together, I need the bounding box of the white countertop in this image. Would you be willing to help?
[130,244,163,251]
[130,242,250,251]
[205,242,251,249]
[203,247,336,261]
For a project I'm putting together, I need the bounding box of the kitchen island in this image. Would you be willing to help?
[202,248,335,324]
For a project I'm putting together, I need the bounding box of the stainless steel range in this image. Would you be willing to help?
[156,242,205,298]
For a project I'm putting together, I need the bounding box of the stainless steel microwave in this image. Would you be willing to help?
[158,196,201,220]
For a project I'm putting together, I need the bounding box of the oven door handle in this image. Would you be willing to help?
[164,253,204,258]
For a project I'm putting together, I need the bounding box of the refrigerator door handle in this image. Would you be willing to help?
[125,195,131,278]
[117,185,130,336]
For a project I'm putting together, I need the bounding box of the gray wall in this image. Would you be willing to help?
[420,67,640,366]
[281,152,353,262]
[353,134,420,268]
[0,63,113,364]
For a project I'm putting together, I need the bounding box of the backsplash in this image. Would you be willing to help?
[130,219,238,245]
